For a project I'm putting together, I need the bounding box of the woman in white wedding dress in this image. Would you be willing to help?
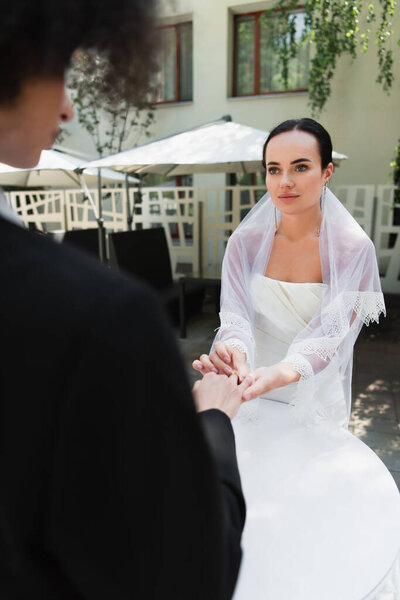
[193,119,400,599]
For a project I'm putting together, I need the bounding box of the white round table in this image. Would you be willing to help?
[233,399,400,600]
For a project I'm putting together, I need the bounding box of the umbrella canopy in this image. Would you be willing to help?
[0,149,139,187]
[86,121,348,177]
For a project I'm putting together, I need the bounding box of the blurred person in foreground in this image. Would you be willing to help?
[0,2,251,598]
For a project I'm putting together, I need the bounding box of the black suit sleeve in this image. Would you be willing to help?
[44,281,245,600]
[198,409,246,599]
[198,410,245,530]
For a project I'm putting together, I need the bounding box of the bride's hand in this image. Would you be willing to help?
[242,362,300,402]
[192,341,249,382]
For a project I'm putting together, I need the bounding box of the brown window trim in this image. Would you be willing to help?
[152,22,192,105]
[232,88,309,98]
[233,7,307,98]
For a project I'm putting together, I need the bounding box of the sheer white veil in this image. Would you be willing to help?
[213,188,385,427]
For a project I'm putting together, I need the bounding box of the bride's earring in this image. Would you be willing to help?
[274,206,278,233]
[322,183,328,214]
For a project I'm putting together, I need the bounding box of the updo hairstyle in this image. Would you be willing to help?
[262,118,333,170]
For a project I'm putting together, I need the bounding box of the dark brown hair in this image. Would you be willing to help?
[262,118,333,169]
[0,0,159,105]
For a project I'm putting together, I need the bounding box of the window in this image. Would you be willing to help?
[151,22,193,103]
[233,10,309,96]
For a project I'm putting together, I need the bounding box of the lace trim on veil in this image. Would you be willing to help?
[218,311,254,358]
[351,291,386,325]
[324,291,386,336]
[284,353,313,381]
[219,311,254,338]
[286,291,386,375]
[291,337,343,364]
[225,338,249,357]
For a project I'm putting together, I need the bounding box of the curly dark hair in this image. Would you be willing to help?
[0,0,159,105]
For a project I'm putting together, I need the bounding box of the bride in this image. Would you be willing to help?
[193,118,400,599]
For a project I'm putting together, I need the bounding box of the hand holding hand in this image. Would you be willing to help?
[192,341,249,382]
[242,362,300,403]
[192,371,253,420]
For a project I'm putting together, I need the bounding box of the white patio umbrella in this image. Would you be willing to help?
[86,119,348,176]
[0,149,140,262]
[0,149,139,187]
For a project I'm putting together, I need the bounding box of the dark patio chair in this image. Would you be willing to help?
[62,228,104,259]
[108,227,204,325]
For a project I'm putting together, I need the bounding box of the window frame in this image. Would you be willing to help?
[152,21,193,105]
[232,7,308,98]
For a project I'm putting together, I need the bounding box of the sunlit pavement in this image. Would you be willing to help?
[176,293,400,490]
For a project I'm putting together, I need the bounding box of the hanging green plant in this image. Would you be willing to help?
[260,0,398,115]
[375,0,397,92]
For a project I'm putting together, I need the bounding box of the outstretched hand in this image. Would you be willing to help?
[193,371,253,420]
[242,362,300,403]
[192,341,249,382]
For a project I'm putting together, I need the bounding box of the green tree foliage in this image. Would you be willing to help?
[261,0,398,115]
[68,51,155,157]
[390,139,400,187]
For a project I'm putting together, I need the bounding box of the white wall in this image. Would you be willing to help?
[65,0,400,187]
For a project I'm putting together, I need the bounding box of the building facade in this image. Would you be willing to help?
[65,0,400,189]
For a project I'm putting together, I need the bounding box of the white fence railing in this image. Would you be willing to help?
[9,190,66,230]
[374,186,400,294]
[131,186,199,275]
[6,184,400,293]
[334,185,376,238]
[202,186,265,269]
[65,188,127,232]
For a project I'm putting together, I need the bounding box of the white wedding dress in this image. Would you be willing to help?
[232,274,400,600]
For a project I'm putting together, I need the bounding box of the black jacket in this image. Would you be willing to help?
[0,217,245,599]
